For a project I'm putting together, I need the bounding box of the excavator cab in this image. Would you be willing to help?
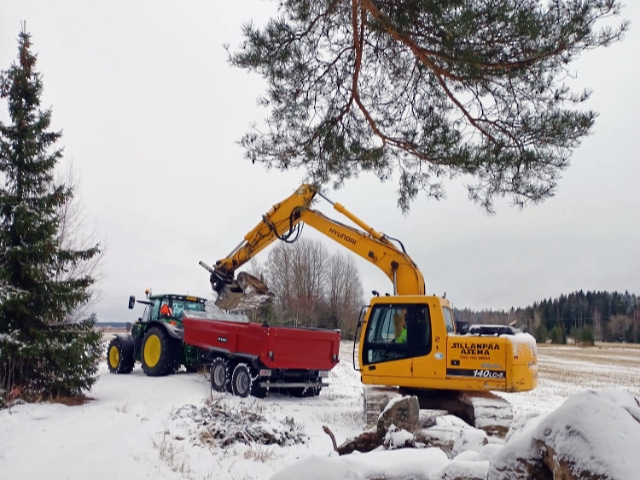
[359,302,433,367]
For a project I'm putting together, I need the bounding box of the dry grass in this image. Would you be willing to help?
[153,430,192,477]
[243,445,277,462]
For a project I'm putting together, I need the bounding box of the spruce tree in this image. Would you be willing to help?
[0,26,102,404]
[229,0,628,212]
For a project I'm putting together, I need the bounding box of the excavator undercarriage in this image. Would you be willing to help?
[364,386,514,437]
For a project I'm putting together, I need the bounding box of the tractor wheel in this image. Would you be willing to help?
[231,363,252,398]
[107,336,135,374]
[141,326,180,377]
[210,357,230,393]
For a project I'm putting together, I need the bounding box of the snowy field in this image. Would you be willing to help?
[0,340,638,479]
[499,343,640,417]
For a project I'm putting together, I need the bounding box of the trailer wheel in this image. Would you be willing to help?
[231,363,252,398]
[210,357,230,392]
[107,336,135,374]
[141,326,180,377]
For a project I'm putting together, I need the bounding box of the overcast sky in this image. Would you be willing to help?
[1,1,638,321]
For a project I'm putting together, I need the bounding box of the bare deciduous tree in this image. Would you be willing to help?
[326,252,364,338]
[54,161,104,323]
[265,238,363,331]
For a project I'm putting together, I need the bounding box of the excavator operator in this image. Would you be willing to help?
[393,310,407,344]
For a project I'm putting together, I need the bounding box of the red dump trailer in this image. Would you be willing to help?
[182,312,341,398]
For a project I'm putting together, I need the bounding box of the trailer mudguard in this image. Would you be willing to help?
[206,347,260,370]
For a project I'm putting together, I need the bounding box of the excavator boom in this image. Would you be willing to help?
[201,184,425,310]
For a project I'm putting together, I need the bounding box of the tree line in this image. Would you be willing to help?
[455,290,640,344]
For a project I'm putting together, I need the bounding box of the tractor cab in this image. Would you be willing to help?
[108,291,210,376]
[128,291,207,325]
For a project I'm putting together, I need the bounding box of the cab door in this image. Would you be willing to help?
[410,303,444,384]
[360,304,413,380]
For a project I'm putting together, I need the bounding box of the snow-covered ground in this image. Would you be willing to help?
[0,341,638,479]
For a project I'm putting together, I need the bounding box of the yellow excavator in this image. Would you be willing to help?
[199,184,537,432]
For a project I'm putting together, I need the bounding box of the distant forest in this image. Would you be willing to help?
[454,290,640,344]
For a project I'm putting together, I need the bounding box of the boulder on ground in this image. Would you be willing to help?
[488,389,640,480]
[377,395,420,436]
[413,414,492,458]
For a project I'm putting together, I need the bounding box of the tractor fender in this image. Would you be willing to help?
[112,332,135,348]
[147,320,184,341]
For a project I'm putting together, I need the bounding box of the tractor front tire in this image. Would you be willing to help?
[210,357,230,393]
[107,336,135,374]
[141,326,180,377]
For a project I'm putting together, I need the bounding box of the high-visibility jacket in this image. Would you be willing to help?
[396,327,407,343]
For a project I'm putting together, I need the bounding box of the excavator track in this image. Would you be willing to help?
[364,386,513,437]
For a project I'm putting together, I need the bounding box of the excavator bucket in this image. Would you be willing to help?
[200,261,274,311]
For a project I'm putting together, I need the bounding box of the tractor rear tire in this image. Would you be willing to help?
[210,357,230,392]
[107,336,135,374]
[231,363,252,398]
[141,326,180,377]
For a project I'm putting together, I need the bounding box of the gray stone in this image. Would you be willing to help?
[377,395,420,437]
[488,390,640,480]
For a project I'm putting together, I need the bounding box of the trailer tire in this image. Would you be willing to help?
[210,357,230,392]
[231,363,252,398]
[141,326,180,377]
[107,336,135,374]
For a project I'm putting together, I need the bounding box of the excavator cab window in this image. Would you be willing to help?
[414,306,432,356]
[442,307,455,333]
[363,305,408,364]
[362,304,433,365]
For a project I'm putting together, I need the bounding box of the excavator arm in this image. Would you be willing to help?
[201,184,425,310]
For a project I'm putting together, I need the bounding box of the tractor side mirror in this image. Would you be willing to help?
[128,296,135,309]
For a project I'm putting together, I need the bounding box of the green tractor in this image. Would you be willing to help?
[106,291,208,376]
